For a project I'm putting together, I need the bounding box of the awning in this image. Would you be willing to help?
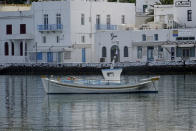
[162,44,176,48]
[177,44,195,48]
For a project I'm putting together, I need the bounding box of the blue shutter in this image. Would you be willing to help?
[82,48,86,62]
[47,52,53,62]
[37,52,42,60]
[190,47,195,57]
[176,47,182,57]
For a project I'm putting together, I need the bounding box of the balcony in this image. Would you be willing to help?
[6,33,34,40]
[38,24,63,32]
[96,24,117,30]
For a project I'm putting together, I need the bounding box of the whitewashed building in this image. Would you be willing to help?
[30,0,135,63]
[0,0,135,64]
[1,0,196,64]
[95,0,196,63]
[0,8,34,63]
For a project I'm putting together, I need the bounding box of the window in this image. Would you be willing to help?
[20,24,26,34]
[20,42,23,56]
[102,46,107,57]
[57,36,60,43]
[106,15,111,29]
[183,37,189,40]
[43,14,48,30]
[56,14,61,29]
[154,34,158,41]
[121,15,125,24]
[81,14,85,25]
[176,37,195,41]
[43,36,46,43]
[142,34,146,41]
[4,42,9,56]
[11,42,14,56]
[81,36,85,43]
[124,46,128,57]
[6,25,12,35]
[56,14,61,25]
[96,15,101,29]
[44,14,48,25]
[187,10,192,21]
[137,46,142,59]
[189,37,195,40]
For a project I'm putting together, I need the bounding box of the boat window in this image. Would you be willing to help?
[107,72,114,77]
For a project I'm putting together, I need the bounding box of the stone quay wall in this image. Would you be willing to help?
[1,61,196,75]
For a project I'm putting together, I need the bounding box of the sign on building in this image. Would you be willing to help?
[173,30,178,37]
[175,1,191,7]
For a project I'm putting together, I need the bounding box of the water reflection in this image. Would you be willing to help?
[43,94,159,131]
[0,75,196,130]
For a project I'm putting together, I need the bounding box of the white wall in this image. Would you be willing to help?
[95,31,133,63]
[95,28,196,63]
[173,0,196,28]
[154,5,174,24]
[0,10,34,63]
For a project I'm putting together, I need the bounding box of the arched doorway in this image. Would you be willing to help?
[11,42,14,56]
[4,42,9,56]
[20,42,23,56]
[111,45,120,62]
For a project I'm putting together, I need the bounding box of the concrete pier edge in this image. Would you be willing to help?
[1,62,196,75]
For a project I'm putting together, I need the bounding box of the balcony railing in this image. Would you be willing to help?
[38,24,63,32]
[96,24,117,30]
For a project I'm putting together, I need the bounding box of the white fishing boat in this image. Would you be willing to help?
[41,75,159,94]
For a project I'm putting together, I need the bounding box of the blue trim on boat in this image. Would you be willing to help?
[47,91,158,94]
[102,68,122,71]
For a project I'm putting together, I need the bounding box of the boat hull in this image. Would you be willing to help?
[41,78,157,94]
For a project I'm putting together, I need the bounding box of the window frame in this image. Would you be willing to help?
[20,24,26,34]
[187,10,192,21]
[81,14,85,25]
[6,24,12,35]
[124,46,128,57]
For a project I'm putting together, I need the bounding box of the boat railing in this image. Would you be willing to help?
[59,77,135,85]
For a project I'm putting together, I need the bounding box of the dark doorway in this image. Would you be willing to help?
[111,45,120,62]
[4,42,9,56]
[20,42,23,56]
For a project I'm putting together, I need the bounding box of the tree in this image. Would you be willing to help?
[108,0,136,3]
[156,0,173,5]
[1,0,38,4]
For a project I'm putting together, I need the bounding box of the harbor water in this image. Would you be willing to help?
[0,75,196,131]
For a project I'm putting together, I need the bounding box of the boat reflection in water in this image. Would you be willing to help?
[43,93,159,131]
